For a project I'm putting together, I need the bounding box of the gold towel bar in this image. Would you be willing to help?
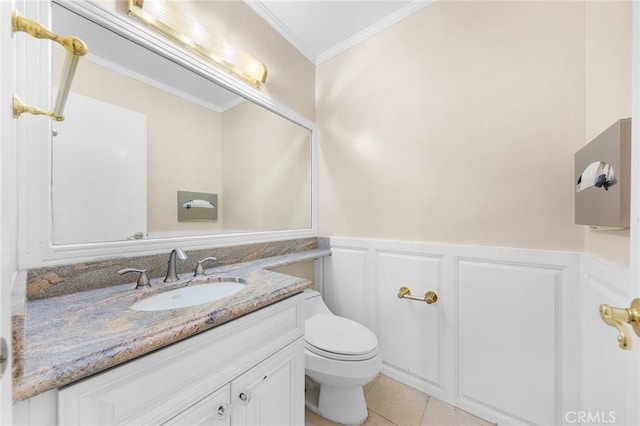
[599,298,640,350]
[11,10,87,121]
[397,286,438,305]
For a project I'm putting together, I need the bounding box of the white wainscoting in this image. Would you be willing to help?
[579,254,631,426]
[378,252,444,389]
[457,260,561,425]
[322,237,583,425]
[322,247,370,326]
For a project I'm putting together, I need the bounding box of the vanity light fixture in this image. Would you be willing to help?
[127,0,268,86]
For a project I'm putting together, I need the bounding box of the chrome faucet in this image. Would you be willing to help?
[164,248,187,282]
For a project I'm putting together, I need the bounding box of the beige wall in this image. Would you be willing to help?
[584,1,632,267]
[54,51,223,236]
[75,0,632,265]
[221,101,312,232]
[318,1,586,251]
[270,261,315,284]
[97,0,316,122]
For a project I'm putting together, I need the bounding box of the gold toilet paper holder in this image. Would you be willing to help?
[397,286,438,305]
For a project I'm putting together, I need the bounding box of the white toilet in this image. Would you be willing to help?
[303,289,382,425]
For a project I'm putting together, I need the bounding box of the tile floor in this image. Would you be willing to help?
[305,374,495,426]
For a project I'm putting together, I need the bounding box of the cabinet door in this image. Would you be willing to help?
[162,385,230,426]
[230,339,304,426]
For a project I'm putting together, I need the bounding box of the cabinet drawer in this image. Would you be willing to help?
[58,294,303,425]
[162,385,230,426]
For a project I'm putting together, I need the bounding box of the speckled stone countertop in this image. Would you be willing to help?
[13,247,330,401]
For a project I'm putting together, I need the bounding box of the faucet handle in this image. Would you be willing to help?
[119,268,150,289]
[194,257,218,277]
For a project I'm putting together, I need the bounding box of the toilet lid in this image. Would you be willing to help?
[305,314,378,360]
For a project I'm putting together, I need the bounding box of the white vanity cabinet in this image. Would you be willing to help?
[162,385,231,426]
[230,342,303,425]
[162,341,304,426]
[52,294,305,426]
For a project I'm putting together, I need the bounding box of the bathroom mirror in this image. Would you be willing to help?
[50,3,313,245]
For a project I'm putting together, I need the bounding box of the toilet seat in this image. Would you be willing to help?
[305,314,379,361]
[305,342,379,361]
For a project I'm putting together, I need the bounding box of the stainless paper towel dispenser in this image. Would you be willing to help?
[575,118,630,228]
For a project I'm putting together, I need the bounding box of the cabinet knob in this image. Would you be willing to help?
[217,404,229,418]
[238,391,252,404]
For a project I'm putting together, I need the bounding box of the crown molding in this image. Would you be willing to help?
[245,0,317,64]
[246,0,435,65]
[316,1,435,64]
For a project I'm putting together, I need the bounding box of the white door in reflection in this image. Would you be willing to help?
[53,91,147,244]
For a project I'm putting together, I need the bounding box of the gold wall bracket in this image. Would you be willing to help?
[13,94,64,121]
[11,10,87,122]
[397,286,438,305]
[599,298,640,350]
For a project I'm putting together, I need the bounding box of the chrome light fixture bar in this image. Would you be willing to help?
[127,0,268,86]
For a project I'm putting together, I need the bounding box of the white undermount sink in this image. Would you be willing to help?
[131,278,246,311]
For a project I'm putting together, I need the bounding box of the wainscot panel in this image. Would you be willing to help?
[323,237,581,426]
[457,260,560,425]
[322,247,369,327]
[377,251,443,388]
[580,254,631,426]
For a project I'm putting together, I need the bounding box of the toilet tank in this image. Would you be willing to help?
[303,289,331,320]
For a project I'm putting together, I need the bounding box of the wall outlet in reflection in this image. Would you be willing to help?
[177,191,218,222]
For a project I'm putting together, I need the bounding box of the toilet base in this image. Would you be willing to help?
[305,376,368,425]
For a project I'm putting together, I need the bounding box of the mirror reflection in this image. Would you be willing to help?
[51,4,312,245]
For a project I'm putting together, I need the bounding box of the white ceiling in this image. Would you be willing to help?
[246,1,434,65]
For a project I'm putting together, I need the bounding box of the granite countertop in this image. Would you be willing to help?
[13,248,330,401]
